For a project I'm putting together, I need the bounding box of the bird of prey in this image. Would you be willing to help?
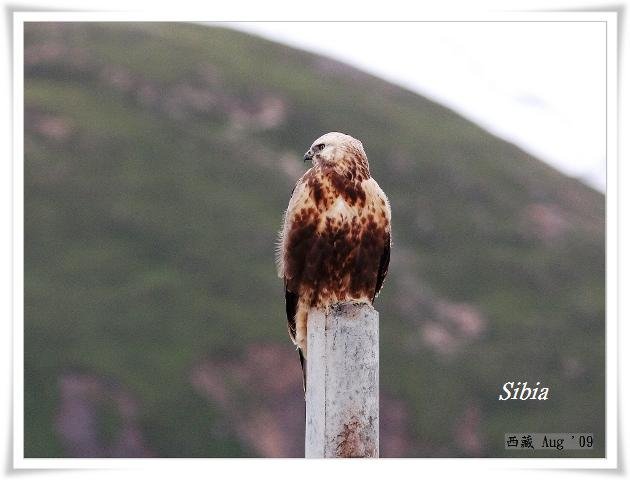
[277,132,391,391]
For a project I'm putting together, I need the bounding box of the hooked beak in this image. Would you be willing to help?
[303,149,313,162]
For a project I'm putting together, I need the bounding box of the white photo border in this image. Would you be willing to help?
[12,10,618,471]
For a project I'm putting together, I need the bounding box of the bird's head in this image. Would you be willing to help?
[303,132,369,176]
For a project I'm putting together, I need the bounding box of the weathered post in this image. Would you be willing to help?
[305,302,379,458]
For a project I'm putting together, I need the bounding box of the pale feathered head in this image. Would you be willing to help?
[303,132,368,172]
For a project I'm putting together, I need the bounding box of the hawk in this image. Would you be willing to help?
[277,132,391,391]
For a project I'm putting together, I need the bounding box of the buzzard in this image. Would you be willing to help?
[277,132,391,391]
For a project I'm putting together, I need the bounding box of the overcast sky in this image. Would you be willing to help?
[225,21,606,192]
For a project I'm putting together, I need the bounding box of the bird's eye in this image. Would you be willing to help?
[315,143,325,151]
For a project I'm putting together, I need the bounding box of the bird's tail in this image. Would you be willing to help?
[298,348,306,398]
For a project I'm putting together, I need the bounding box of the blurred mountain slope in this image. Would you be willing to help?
[24,22,605,458]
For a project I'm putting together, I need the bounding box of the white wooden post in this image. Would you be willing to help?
[305,302,379,458]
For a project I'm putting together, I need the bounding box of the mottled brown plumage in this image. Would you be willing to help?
[277,132,391,391]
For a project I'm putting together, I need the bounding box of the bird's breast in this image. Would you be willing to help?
[323,197,355,224]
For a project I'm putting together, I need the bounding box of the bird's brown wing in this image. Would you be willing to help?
[281,175,310,343]
[284,281,299,343]
[373,231,391,302]
[280,173,314,393]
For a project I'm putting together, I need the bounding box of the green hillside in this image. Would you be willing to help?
[24,22,605,458]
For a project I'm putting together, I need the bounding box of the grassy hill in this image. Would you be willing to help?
[24,22,605,458]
